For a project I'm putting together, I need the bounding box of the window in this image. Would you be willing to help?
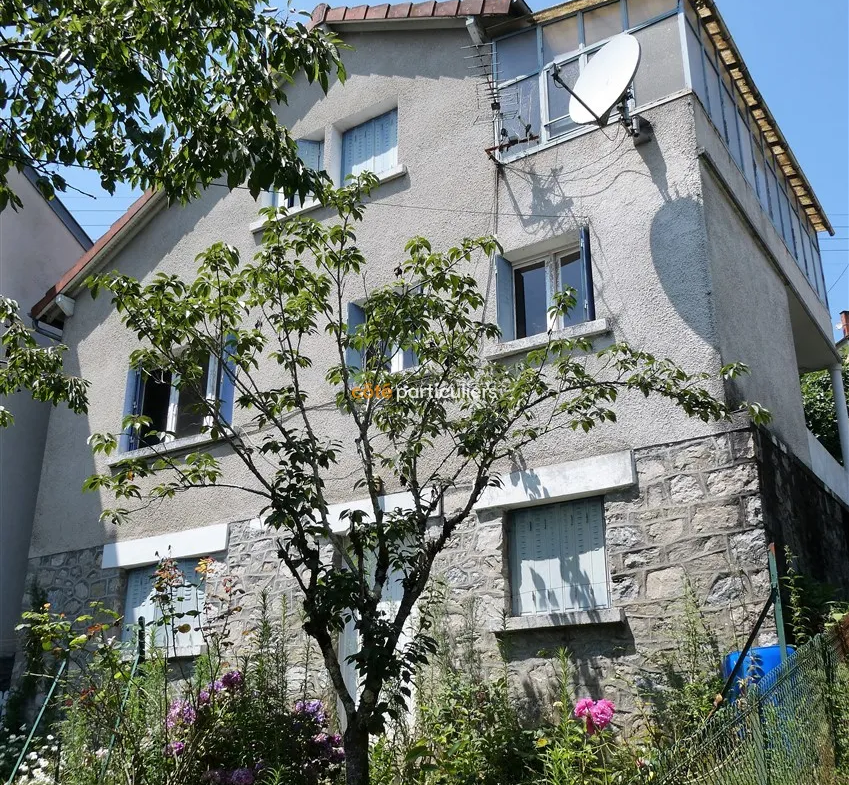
[337,554,415,721]
[493,0,681,149]
[583,2,623,47]
[120,349,235,452]
[346,302,417,372]
[276,139,324,210]
[341,110,398,180]
[685,0,827,304]
[122,558,212,656]
[510,497,609,616]
[495,228,594,342]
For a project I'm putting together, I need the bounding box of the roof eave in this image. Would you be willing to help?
[695,0,834,235]
[32,189,167,321]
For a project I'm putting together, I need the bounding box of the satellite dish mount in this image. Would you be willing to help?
[551,34,649,143]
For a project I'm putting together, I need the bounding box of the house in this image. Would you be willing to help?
[0,168,91,692]
[19,0,849,718]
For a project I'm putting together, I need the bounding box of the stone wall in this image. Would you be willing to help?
[756,428,849,600]
[14,428,803,728]
[432,428,774,724]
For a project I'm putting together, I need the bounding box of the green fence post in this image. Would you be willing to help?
[5,657,67,785]
[768,544,788,663]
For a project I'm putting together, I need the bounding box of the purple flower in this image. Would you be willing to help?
[228,768,255,785]
[212,680,225,693]
[165,741,185,757]
[199,689,211,706]
[220,670,244,690]
[166,699,196,729]
[294,698,327,725]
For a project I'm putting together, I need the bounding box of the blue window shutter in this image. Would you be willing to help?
[495,255,515,342]
[373,110,398,174]
[120,368,143,452]
[218,336,237,426]
[346,303,366,370]
[579,226,596,321]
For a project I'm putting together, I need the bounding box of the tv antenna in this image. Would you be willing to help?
[551,33,648,142]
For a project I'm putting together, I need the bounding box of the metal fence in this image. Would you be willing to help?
[655,620,849,785]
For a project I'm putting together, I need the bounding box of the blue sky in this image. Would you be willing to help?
[58,0,848,338]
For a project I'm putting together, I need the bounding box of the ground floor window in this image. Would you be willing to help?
[509,496,609,615]
[121,557,216,657]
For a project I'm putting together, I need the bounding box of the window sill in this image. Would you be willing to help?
[107,432,223,468]
[491,607,625,634]
[484,318,610,362]
[250,164,408,234]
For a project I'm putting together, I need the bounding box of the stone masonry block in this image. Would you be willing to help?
[645,566,686,599]
[704,464,759,497]
[691,502,741,532]
[669,474,705,504]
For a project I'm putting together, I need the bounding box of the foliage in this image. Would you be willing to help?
[3,560,341,785]
[635,580,724,747]
[800,350,849,465]
[0,0,345,210]
[783,547,849,645]
[78,174,768,783]
[0,297,89,427]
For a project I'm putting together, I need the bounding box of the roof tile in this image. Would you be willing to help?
[344,4,369,19]
[311,2,330,25]
[458,0,485,14]
[434,0,460,16]
[365,3,391,18]
[325,6,347,21]
[409,1,437,17]
[386,2,413,16]
[482,0,512,14]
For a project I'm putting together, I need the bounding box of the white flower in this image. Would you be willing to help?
[18,763,29,774]
[94,748,108,760]
[45,735,54,742]
[27,751,38,761]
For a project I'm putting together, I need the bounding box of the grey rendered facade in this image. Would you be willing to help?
[0,169,90,691]
[18,0,849,719]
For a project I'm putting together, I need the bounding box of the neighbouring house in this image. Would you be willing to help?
[17,0,849,721]
[0,168,91,693]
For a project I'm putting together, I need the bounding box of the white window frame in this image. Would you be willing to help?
[162,354,219,443]
[274,138,324,211]
[509,497,610,617]
[121,555,220,658]
[336,545,417,728]
[511,242,585,339]
[341,109,398,181]
[493,0,681,149]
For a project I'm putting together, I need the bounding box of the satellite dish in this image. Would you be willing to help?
[568,34,641,126]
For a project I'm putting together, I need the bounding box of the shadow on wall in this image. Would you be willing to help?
[505,622,637,723]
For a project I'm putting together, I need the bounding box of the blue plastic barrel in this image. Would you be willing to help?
[721,645,796,700]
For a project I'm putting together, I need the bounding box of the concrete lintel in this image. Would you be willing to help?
[475,450,636,511]
[492,607,625,633]
[101,522,229,569]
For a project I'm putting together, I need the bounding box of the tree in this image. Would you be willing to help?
[0,0,345,426]
[801,350,848,465]
[82,176,769,785]
[0,0,344,209]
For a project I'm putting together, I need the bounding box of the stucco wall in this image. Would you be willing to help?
[700,164,811,461]
[27,27,497,558]
[491,95,730,462]
[0,170,89,662]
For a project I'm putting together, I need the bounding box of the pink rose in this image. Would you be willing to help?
[573,698,615,735]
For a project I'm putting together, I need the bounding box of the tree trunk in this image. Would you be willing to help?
[344,719,370,785]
